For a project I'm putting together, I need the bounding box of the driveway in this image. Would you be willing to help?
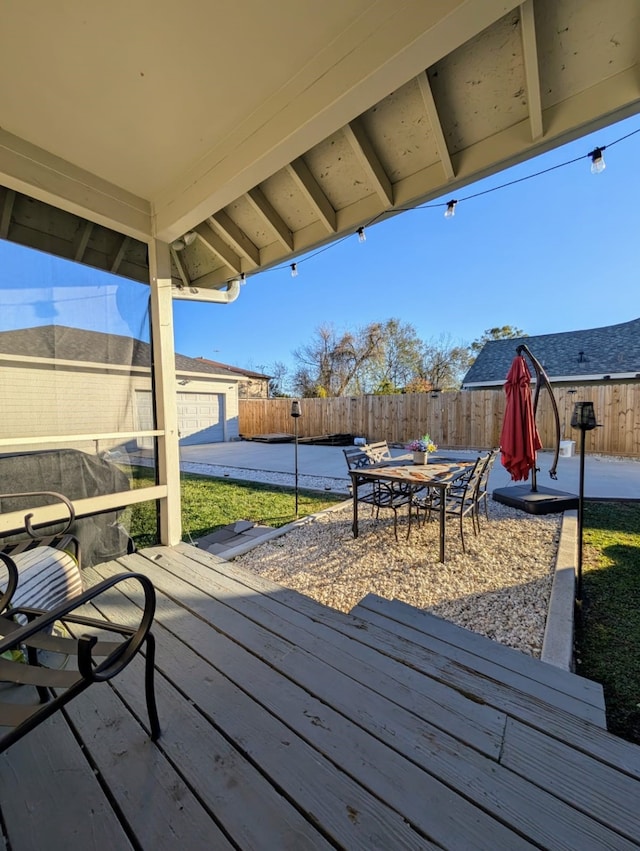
[176,442,639,500]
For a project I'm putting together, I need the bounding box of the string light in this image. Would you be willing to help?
[589,147,606,174]
[290,262,298,277]
[239,272,246,285]
[220,124,639,288]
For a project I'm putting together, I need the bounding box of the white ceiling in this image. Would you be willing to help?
[0,0,638,292]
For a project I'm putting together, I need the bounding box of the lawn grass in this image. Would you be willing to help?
[574,501,640,744]
[124,466,345,548]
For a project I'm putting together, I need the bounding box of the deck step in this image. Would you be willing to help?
[353,593,606,722]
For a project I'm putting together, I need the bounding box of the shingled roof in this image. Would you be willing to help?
[462,318,640,387]
[0,325,238,379]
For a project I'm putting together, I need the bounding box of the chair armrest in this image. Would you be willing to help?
[0,571,156,683]
[0,552,19,614]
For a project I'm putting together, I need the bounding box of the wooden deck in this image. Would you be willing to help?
[1,543,639,850]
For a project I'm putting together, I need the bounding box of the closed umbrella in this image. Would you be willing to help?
[499,354,542,481]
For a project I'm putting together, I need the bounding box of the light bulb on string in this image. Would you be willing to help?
[290,262,298,278]
[239,272,247,285]
[589,147,606,174]
[357,226,366,243]
[444,200,457,219]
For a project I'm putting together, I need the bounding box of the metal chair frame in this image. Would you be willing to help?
[413,458,484,553]
[343,448,414,541]
[0,491,160,752]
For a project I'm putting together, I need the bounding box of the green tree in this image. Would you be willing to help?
[360,318,424,394]
[469,325,526,358]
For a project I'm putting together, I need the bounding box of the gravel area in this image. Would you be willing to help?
[127,454,562,657]
[236,500,561,658]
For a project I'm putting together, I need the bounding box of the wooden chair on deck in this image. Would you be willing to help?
[0,491,160,752]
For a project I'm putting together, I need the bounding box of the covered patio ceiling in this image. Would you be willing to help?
[0,0,639,297]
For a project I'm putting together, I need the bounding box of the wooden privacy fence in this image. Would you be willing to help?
[239,385,640,457]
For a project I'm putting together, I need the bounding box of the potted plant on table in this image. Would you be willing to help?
[406,434,438,464]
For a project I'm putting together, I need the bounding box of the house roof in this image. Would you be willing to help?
[0,326,239,379]
[1,2,639,295]
[196,358,271,381]
[462,318,640,386]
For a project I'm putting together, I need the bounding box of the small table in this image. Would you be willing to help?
[348,459,474,562]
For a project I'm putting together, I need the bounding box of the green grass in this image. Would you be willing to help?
[123,466,345,548]
[574,501,640,744]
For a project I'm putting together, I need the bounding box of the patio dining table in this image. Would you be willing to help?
[348,458,475,563]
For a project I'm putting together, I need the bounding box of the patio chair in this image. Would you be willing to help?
[343,448,413,541]
[0,491,83,613]
[361,441,392,463]
[0,492,160,752]
[413,457,484,553]
[475,448,499,526]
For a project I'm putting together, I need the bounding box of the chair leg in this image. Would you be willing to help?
[144,632,161,741]
[459,513,466,554]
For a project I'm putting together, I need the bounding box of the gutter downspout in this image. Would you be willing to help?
[171,279,241,303]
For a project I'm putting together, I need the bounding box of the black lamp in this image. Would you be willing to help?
[571,401,598,603]
[290,400,302,517]
[570,401,597,430]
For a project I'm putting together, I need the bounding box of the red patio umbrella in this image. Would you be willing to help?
[499,354,542,481]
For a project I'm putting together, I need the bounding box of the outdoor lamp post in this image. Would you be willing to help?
[570,401,598,603]
[290,400,302,518]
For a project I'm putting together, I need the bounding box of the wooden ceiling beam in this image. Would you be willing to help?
[73,220,93,262]
[246,187,294,251]
[171,246,191,288]
[208,211,260,268]
[520,0,543,141]
[417,71,455,181]
[344,119,394,207]
[195,223,242,273]
[287,158,337,233]
[0,188,15,238]
[109,235,129,273]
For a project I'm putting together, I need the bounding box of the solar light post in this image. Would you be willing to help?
[570,401,598,604]
[290,400,302,518]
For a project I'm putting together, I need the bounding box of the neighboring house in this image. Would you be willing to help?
[196,358,271,399]
[461,318,640,389]
[0,325,243,450]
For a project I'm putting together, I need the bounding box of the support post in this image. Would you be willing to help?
[148,239,182,545]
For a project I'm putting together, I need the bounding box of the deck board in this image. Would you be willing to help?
[356,593,606,710]
[1,543,639,850]
[89,560,533,849]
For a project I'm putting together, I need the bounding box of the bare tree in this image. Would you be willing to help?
[419,334,471,390]
[291,323,386,397]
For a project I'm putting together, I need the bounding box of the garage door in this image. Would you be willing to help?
[135,390,225,448]
[177,391,224,445]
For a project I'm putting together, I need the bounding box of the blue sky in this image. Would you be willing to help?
[1,114,638,377]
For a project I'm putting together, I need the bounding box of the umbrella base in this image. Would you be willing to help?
[492,485,579,515]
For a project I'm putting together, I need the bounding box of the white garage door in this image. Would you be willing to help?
[177,391,224,445]
[135,390,225,448]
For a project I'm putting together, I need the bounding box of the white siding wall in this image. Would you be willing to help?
[0,358,239,453]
